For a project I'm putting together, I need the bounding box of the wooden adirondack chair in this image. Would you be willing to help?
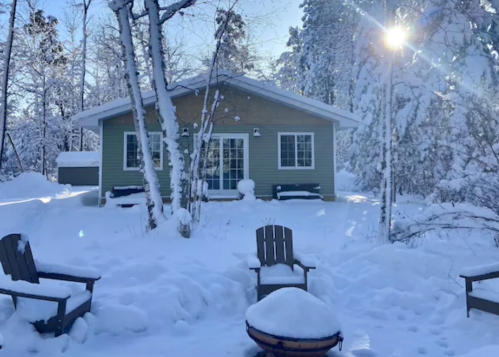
[248,225,316,301]
[0,234,101,337]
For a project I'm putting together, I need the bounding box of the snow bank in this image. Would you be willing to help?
[0,172,70,200]
[238,179,255,200]
[246,287,341,339]
[93,304,148,335]
[335,169,362,192]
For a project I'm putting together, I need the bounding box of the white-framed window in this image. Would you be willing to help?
[278,132,315,169]
[123,131,163,171]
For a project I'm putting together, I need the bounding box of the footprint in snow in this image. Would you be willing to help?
[350,348,377,357]
[429,328,441,336]
[444,350,455,356]
[417,347,427,354]
[436,340,449,348]
[407,325,418,332]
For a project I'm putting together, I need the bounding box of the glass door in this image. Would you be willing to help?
[201,134,248,195]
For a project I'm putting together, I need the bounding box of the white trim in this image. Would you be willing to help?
[278,132,315,170]
[98,122,103,206]
[200,133,250,195]
[123,131,164,171]
[333,123,337,198]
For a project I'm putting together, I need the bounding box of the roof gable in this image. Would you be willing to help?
[74,73,359,132]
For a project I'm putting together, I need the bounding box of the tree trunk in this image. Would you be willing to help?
[6,132,23,172]
[0,0,18,171]
[42,86,47,176]
[144,0,194,237]
[188,8,231,222]
[78,0,91,151]
[110,0,164,230]
[378,1,394,244]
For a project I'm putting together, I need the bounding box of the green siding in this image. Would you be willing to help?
[101,122,335,199]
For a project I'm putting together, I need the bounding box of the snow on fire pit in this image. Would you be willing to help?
[245,288,343,357]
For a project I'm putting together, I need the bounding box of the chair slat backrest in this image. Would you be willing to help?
[255,225,294,267]
[0,234,39,283]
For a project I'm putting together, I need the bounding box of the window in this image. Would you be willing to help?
[124,132,163,170]
[278,133,314,169]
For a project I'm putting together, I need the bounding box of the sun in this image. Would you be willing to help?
[385,27,407,49]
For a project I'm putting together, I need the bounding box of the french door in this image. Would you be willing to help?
[203,134,249,196]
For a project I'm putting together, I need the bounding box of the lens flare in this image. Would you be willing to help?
[385,27,407,49]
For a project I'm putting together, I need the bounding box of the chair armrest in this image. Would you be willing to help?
[37,272,100,283]
[36,260,101,283]
[293,252,316,269]
[247,254,261,269]
[0,280,71,302]
[460,262,499,281]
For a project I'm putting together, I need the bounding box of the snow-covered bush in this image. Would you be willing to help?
[391,203,499,243]
[237,179,255,200]
[335,169,363,192]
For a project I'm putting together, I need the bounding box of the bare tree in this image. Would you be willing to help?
[78,0,91,151]
[189,2,237,223]
[0,0,18,171]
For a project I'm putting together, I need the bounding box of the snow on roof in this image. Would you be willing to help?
[56,151,100,168]
[74,72,359,131]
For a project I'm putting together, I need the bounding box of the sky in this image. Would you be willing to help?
[42,0,305,66]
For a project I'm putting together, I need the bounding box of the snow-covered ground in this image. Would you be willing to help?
[0,173,498,357]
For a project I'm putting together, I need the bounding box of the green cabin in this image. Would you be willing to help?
[75,73,359,204]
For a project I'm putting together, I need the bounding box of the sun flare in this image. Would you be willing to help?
[385,27,407,49]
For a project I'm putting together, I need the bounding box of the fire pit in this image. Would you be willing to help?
[246,288,343,357]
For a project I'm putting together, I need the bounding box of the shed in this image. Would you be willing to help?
[56,151,100,186]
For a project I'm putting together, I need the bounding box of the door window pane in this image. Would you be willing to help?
[201,138,220,190]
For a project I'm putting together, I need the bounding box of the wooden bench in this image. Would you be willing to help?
[460,263,499,317]
[272,183,323,201]
[0,234,101,336]
[248,225,316,301]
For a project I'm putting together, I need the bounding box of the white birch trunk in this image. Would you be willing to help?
[110,0,164,230]
[0,0,18,171]
[144,0,196,237]
[378,1,394,244]
[78,0,92,151]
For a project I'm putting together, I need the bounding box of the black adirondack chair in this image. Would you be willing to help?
[460,265,499,318]
[0,234,100,337]
[248,225,316,301]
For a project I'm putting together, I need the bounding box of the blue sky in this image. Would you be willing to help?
[43,0,304,62]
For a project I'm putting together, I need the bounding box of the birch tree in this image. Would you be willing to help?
[143,0,196,237]
[109,0,163,230]
[0,0,18,171]
[188,3,235,223]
